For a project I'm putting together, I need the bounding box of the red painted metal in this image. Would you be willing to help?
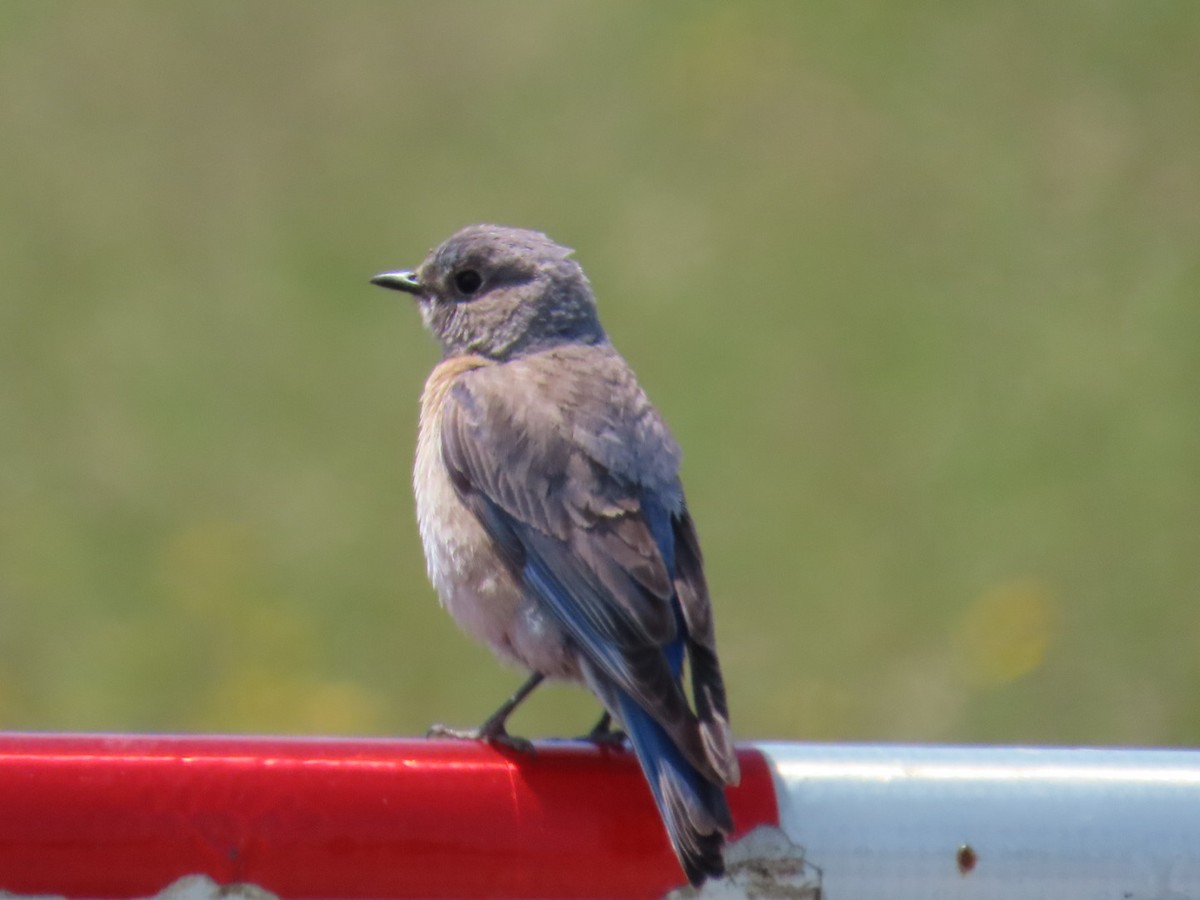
[0,734,778,899]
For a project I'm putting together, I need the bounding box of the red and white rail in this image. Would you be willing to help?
[0,734,1198,898]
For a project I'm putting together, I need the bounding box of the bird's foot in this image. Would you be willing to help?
[426,722,535,755]
[425,673,544,755]
[580,712,628,749]
[587,727,629,749]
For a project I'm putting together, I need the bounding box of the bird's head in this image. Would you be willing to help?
[371,225,606,360]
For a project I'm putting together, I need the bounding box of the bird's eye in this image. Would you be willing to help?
[453,269,483,295]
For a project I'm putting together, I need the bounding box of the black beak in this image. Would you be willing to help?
[369,270,423,295]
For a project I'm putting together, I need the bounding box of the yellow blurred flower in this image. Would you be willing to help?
[957,580,1058,687]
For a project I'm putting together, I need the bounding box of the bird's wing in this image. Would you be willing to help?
[440,348,733,783]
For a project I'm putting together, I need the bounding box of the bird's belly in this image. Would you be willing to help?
[414,420,578,679]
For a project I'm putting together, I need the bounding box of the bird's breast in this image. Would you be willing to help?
[413,358,533,667]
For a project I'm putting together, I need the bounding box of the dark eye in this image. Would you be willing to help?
[453,269,483,295]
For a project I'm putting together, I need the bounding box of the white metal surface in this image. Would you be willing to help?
[757,742,1200,900]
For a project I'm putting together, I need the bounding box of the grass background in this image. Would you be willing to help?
[1,2,1197,745]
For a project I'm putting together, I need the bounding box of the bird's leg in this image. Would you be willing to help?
[427,672,544,754]
[582,710,628,748]
[473,672,544,750]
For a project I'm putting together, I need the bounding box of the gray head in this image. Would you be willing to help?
[371,225,607,360]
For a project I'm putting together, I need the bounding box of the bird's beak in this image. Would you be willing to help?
[369,270,424,295]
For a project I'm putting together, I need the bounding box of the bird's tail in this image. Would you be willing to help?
[617,690,734,887]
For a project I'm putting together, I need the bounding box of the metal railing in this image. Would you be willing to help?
[1,734,1197,899]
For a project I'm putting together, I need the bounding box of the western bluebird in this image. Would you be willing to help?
[371,225,739,885]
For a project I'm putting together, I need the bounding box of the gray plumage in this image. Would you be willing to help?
[372,224,738,886]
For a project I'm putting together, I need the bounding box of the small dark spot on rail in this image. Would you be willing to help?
[956,843,977,875]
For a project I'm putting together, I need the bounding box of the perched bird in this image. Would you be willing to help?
[371,225,739,885]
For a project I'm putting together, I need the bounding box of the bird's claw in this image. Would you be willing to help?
[487,731,536,755]
[426,722,536,756]
[586,726,629,749]
[580,712,628,748]
[425,722,476,741]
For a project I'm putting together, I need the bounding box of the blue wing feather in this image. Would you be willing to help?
[440,363,734,884]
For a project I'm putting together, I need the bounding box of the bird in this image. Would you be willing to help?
[371,225,739,886]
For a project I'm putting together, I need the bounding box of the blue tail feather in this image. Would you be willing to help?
[617,690,732,886]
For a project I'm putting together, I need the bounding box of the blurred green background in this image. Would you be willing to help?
[1,2,1197,746]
